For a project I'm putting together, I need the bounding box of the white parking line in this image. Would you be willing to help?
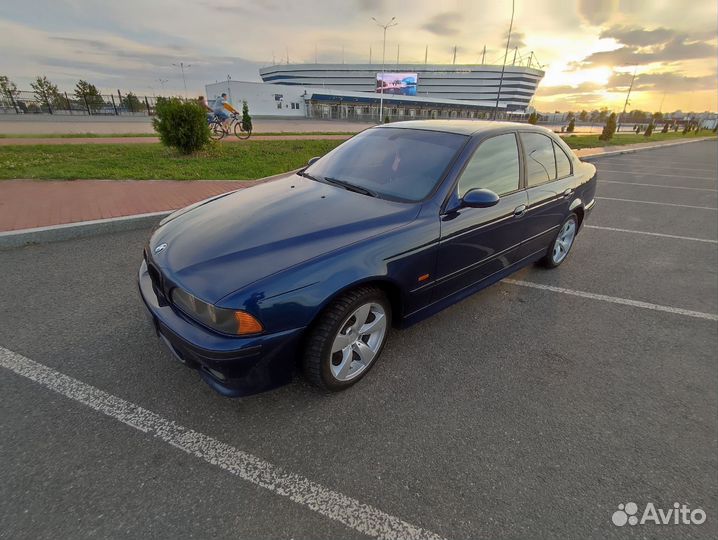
[599,180,717,192]
[585,225,718,244]
[503,280,718,321]
[596,197,718,210]
[598,169,716,180]
[0,347,445,540]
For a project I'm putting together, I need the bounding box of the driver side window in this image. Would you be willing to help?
[458,133,520,197]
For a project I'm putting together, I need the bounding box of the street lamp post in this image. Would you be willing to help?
[493,0,515,120]
[172,62,191,98]
[372,16,397,123]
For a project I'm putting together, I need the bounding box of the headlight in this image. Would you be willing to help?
[171,288,263,336]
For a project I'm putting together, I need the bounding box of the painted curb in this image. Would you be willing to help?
[0,211,171,250]
[578,136,715,161]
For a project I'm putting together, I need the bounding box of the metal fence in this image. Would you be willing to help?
[0,90,175,116]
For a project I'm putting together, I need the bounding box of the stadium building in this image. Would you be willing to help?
[206,63,544,121]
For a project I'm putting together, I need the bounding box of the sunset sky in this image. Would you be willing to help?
[1,0,716,112]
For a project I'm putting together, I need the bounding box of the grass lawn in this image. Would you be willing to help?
[0,140,344,180]
[0,131,714,181]
[563,130,715,149]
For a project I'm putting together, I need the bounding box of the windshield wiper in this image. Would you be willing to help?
[297,170,322,182]
[322,177,377,198]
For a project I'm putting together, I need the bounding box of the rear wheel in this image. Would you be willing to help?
[209,121,225,141]
[542,213,578,268]
[303,286,391,391]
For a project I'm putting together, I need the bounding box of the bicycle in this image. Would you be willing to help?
[208,112,252,141]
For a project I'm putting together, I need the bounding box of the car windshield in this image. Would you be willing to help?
[305,127,468,202]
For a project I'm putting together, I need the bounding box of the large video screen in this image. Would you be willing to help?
[376,73,418,96]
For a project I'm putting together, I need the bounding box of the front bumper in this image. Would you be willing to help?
[138,260,304,397]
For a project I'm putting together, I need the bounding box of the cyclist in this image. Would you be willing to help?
[212,93,238,131]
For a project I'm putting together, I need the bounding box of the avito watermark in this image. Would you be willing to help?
[612,502,706,527]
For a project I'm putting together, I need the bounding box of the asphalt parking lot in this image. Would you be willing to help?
[1,140,716,539]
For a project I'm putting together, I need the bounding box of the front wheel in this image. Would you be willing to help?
[234,121,251,140]
[303,286,391,391]
[542,213,578,268]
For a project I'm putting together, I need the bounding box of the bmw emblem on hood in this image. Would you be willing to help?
[154,243,168,254]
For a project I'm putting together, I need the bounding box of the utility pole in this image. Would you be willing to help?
[493,0,515,120]
[452,45,457,64]
[171,62,191,98]
[425,45,428,64]
[481,45,486,64]
[286,46,290,64]
[512,47,518,66]
[527,51,533,69]
[371,16,398,123]
[369,46,372,64]
[618,67,637,133]
[658,91,666,113]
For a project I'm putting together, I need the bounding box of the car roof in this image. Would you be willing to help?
[375,119,555,137]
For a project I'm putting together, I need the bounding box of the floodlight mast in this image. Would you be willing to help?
[371,16,398,123]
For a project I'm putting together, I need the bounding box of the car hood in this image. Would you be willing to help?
[150,173,420,304]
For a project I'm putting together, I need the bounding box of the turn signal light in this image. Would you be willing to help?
[234,311,264,335]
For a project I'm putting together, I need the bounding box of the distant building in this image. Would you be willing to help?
[206,63,544,121]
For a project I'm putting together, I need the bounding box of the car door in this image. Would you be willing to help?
[435,132,529,301]
[518,132,576,258]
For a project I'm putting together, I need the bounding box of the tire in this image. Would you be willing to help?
[542,213,579,268]
[303,286,391,391]
[234,122,251,140]
[209,121,225,141]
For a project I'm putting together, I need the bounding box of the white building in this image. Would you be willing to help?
[206,62,545,121]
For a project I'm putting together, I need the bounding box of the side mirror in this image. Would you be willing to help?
[307,156,321,166]
[461,188,500,208]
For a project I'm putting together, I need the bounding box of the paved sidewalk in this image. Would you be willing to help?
[0,137,712,233]
[0,179,265,232]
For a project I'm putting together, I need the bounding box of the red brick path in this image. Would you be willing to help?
[0,179,265,232]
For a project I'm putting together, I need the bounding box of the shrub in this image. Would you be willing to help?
[682,123,689,135]
[241,100,252,132]
[566,118,575,133]
[644,122,654,137]
[152,97,210,154]
[598,112,617,141]
[661,123,669,133]
[527,112,539,125]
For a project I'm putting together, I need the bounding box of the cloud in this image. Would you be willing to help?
[577,0,618,25]
[599,25,674,46]
[421,12,462,36]
[505,30,527,49]
[608,71,718,92]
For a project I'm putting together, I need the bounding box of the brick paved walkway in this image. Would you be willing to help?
[0,179,265,232]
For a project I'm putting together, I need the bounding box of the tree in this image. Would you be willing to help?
[0,75,19,112]
[579,110,588,122]
[566,118,575,133]
[661,122,670,133]
[682,122,690,134]
[31,76,63,112]
[152,97,210,154]
[121,92,142,112]
[527,111,539,125]
[566,111,575,121]
[598,108,609,122]
[652,111,663,122]
[644,121,654,137]
[241,100,253,132]
[74,80,104,113]
[598,112,617,141]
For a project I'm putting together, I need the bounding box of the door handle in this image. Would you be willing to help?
[513,204,527,217]
[562,188,574,198]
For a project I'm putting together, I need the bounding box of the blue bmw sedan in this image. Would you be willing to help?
[139,120,597,396]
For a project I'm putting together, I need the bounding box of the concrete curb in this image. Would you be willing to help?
[0,211,171,250]
[577,136,715,161]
